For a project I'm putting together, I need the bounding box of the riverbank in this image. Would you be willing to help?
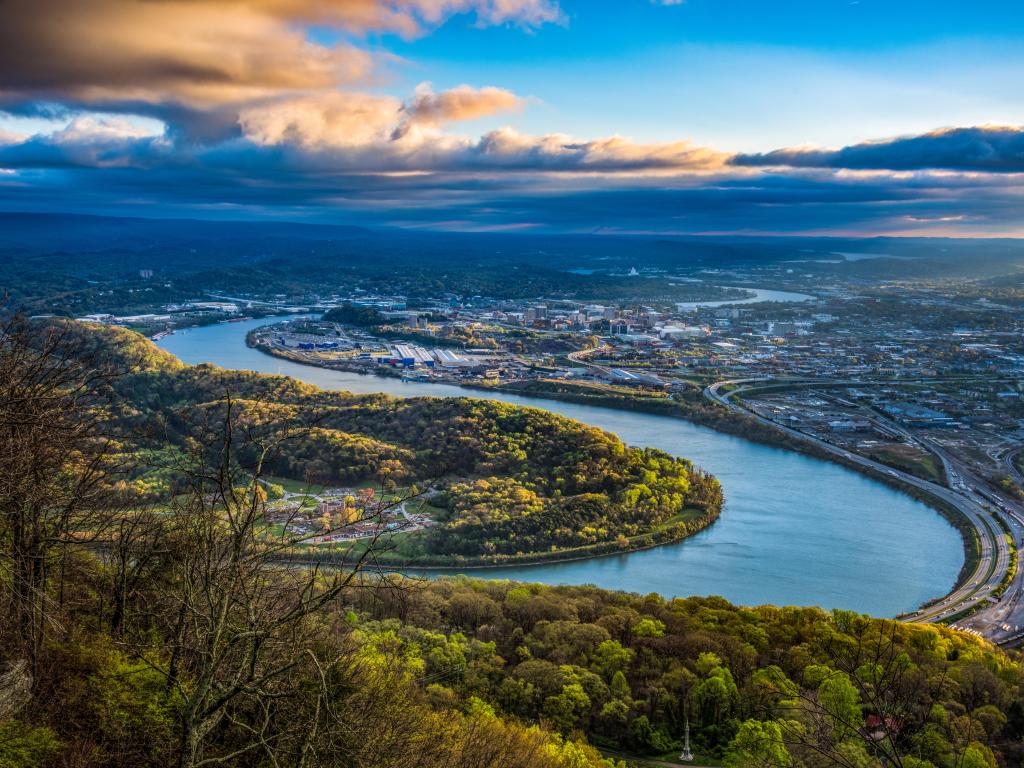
[158,317,962,617]
[277,505,722,570]
[250,334,901,468]
[469,378,984,593]
[250,338,979,599]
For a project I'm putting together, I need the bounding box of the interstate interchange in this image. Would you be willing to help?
[705,378,1024,646]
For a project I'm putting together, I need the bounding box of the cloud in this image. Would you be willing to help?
[54,115,162,143]
[248,0,566,35]
[0,0,1019,239]
[733,125,1024,173]
[227,124,729,174]
[0,2,370,112]
[0,128,27,146]
[239,83,524,149]
[6,154,1022,238]
[0,0,561,136]
[466,129,729,172]
[0,116,173,169]
[394,83,523,137]
[0,104,731,194]
[235,91,728,172]
[240,93,405,149]
[405,84,523,126]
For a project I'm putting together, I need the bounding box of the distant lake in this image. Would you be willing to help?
[157,317,961,617]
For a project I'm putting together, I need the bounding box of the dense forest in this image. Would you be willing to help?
[354,578,1024,767]
[0,314,1022,768]
[81,322,725,562]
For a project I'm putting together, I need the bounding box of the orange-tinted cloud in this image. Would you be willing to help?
[397,83,524,134]
[237,120,730,173]
[233,0,564,36]
[0,112,732,176]
[240,93,404,148]
[0,129,26,147]
[468,128,731,172]
[240,84,524,149]
[0,0,560,113]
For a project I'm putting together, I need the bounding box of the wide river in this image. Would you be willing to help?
[157,317,962,616]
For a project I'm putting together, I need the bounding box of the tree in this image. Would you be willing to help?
[610,671,631,700]
[628,715,673,753]
[140,396,411,768]
[593,639,633,680]
[543,683,590,734]
[693,653,739,726]
[725,720,792,768]
[633,618,665,638]
[0,316,121,682]
[105,509,171,637]
[769,620,958,768]
[817,671,862,740]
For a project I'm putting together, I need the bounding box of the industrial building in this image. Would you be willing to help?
[388,344,483,369]
[432,349,476,367]
[390,344,435,367]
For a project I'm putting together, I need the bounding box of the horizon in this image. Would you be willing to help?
[4,208,1024,243]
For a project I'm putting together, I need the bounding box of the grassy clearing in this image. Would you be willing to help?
[865,444,945,484]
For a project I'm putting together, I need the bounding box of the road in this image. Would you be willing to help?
[704,379,1015,632]
[998,444,1024,487]
[815,402,1024,642]
[601,750,713,768]
[566,343,613,377]
[935,447,1024,644]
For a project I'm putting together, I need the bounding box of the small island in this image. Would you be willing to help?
[100,325,724,566]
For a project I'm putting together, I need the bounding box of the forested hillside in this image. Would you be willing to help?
[89,323,723,563]
[354,578,1024,767]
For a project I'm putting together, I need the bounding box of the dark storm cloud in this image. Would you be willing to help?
[734,126,1024,173]
[2,154,1021,236]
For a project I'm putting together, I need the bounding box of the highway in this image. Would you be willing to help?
[936,447,1024,644]
[998,444,1024,487]
[704,379,1015,633]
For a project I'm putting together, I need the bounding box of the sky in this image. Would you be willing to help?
[2,0,1024,236]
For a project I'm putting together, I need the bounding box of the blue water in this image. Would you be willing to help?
[157,317,962,616]
[673,287,815,310]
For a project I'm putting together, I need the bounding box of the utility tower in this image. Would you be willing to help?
[679,717,693,762]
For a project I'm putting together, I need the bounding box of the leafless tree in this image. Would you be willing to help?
[0,314,120,681]
[134,395,415,768]
[104,509,173,637]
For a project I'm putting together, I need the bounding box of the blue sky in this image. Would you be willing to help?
[2,0,1024,236]
[374,0,1024,149]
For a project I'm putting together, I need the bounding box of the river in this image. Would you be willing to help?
[157,317,962,617]
[673,287,814,311]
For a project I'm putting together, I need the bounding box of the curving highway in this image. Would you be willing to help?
[704,379,1015,633]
